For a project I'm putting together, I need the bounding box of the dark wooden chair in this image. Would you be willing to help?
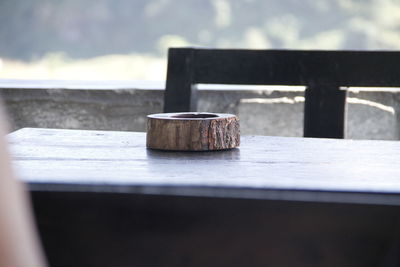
[164,48,400,138]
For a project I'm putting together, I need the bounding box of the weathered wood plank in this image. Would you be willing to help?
[8,128,400,266]
[8,128,400,205]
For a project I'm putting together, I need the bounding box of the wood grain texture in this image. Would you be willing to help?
[146,112,240,151]
[7,128,400,205]
[7,128,400,266]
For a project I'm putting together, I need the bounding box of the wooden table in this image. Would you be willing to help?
[8,128,400,267]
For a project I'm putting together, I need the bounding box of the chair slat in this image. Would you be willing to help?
[192,49,400,86]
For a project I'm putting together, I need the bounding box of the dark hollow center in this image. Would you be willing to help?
[171,113,219,119]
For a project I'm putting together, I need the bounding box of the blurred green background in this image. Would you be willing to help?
[0,0,399,80]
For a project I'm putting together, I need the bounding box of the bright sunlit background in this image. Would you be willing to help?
[0,0,399,81]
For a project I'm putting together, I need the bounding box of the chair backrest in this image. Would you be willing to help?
[164,48,400,138]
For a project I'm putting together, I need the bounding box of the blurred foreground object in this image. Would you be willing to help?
[0,105,47,267]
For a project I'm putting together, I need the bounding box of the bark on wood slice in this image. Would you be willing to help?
[147,112,240,151]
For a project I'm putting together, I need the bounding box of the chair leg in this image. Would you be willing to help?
[164,48,198,113]
[304,85,347,138]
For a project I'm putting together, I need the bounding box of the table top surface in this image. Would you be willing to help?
[8,128,400,205]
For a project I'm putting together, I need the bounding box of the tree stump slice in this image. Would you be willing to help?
[147,112,240,151]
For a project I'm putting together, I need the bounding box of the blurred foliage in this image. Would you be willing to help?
[0,0,399,80]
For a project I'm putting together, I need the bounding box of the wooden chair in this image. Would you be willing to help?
[164,48,400,138]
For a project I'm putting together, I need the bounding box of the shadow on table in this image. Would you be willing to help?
[146,147,241,161]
